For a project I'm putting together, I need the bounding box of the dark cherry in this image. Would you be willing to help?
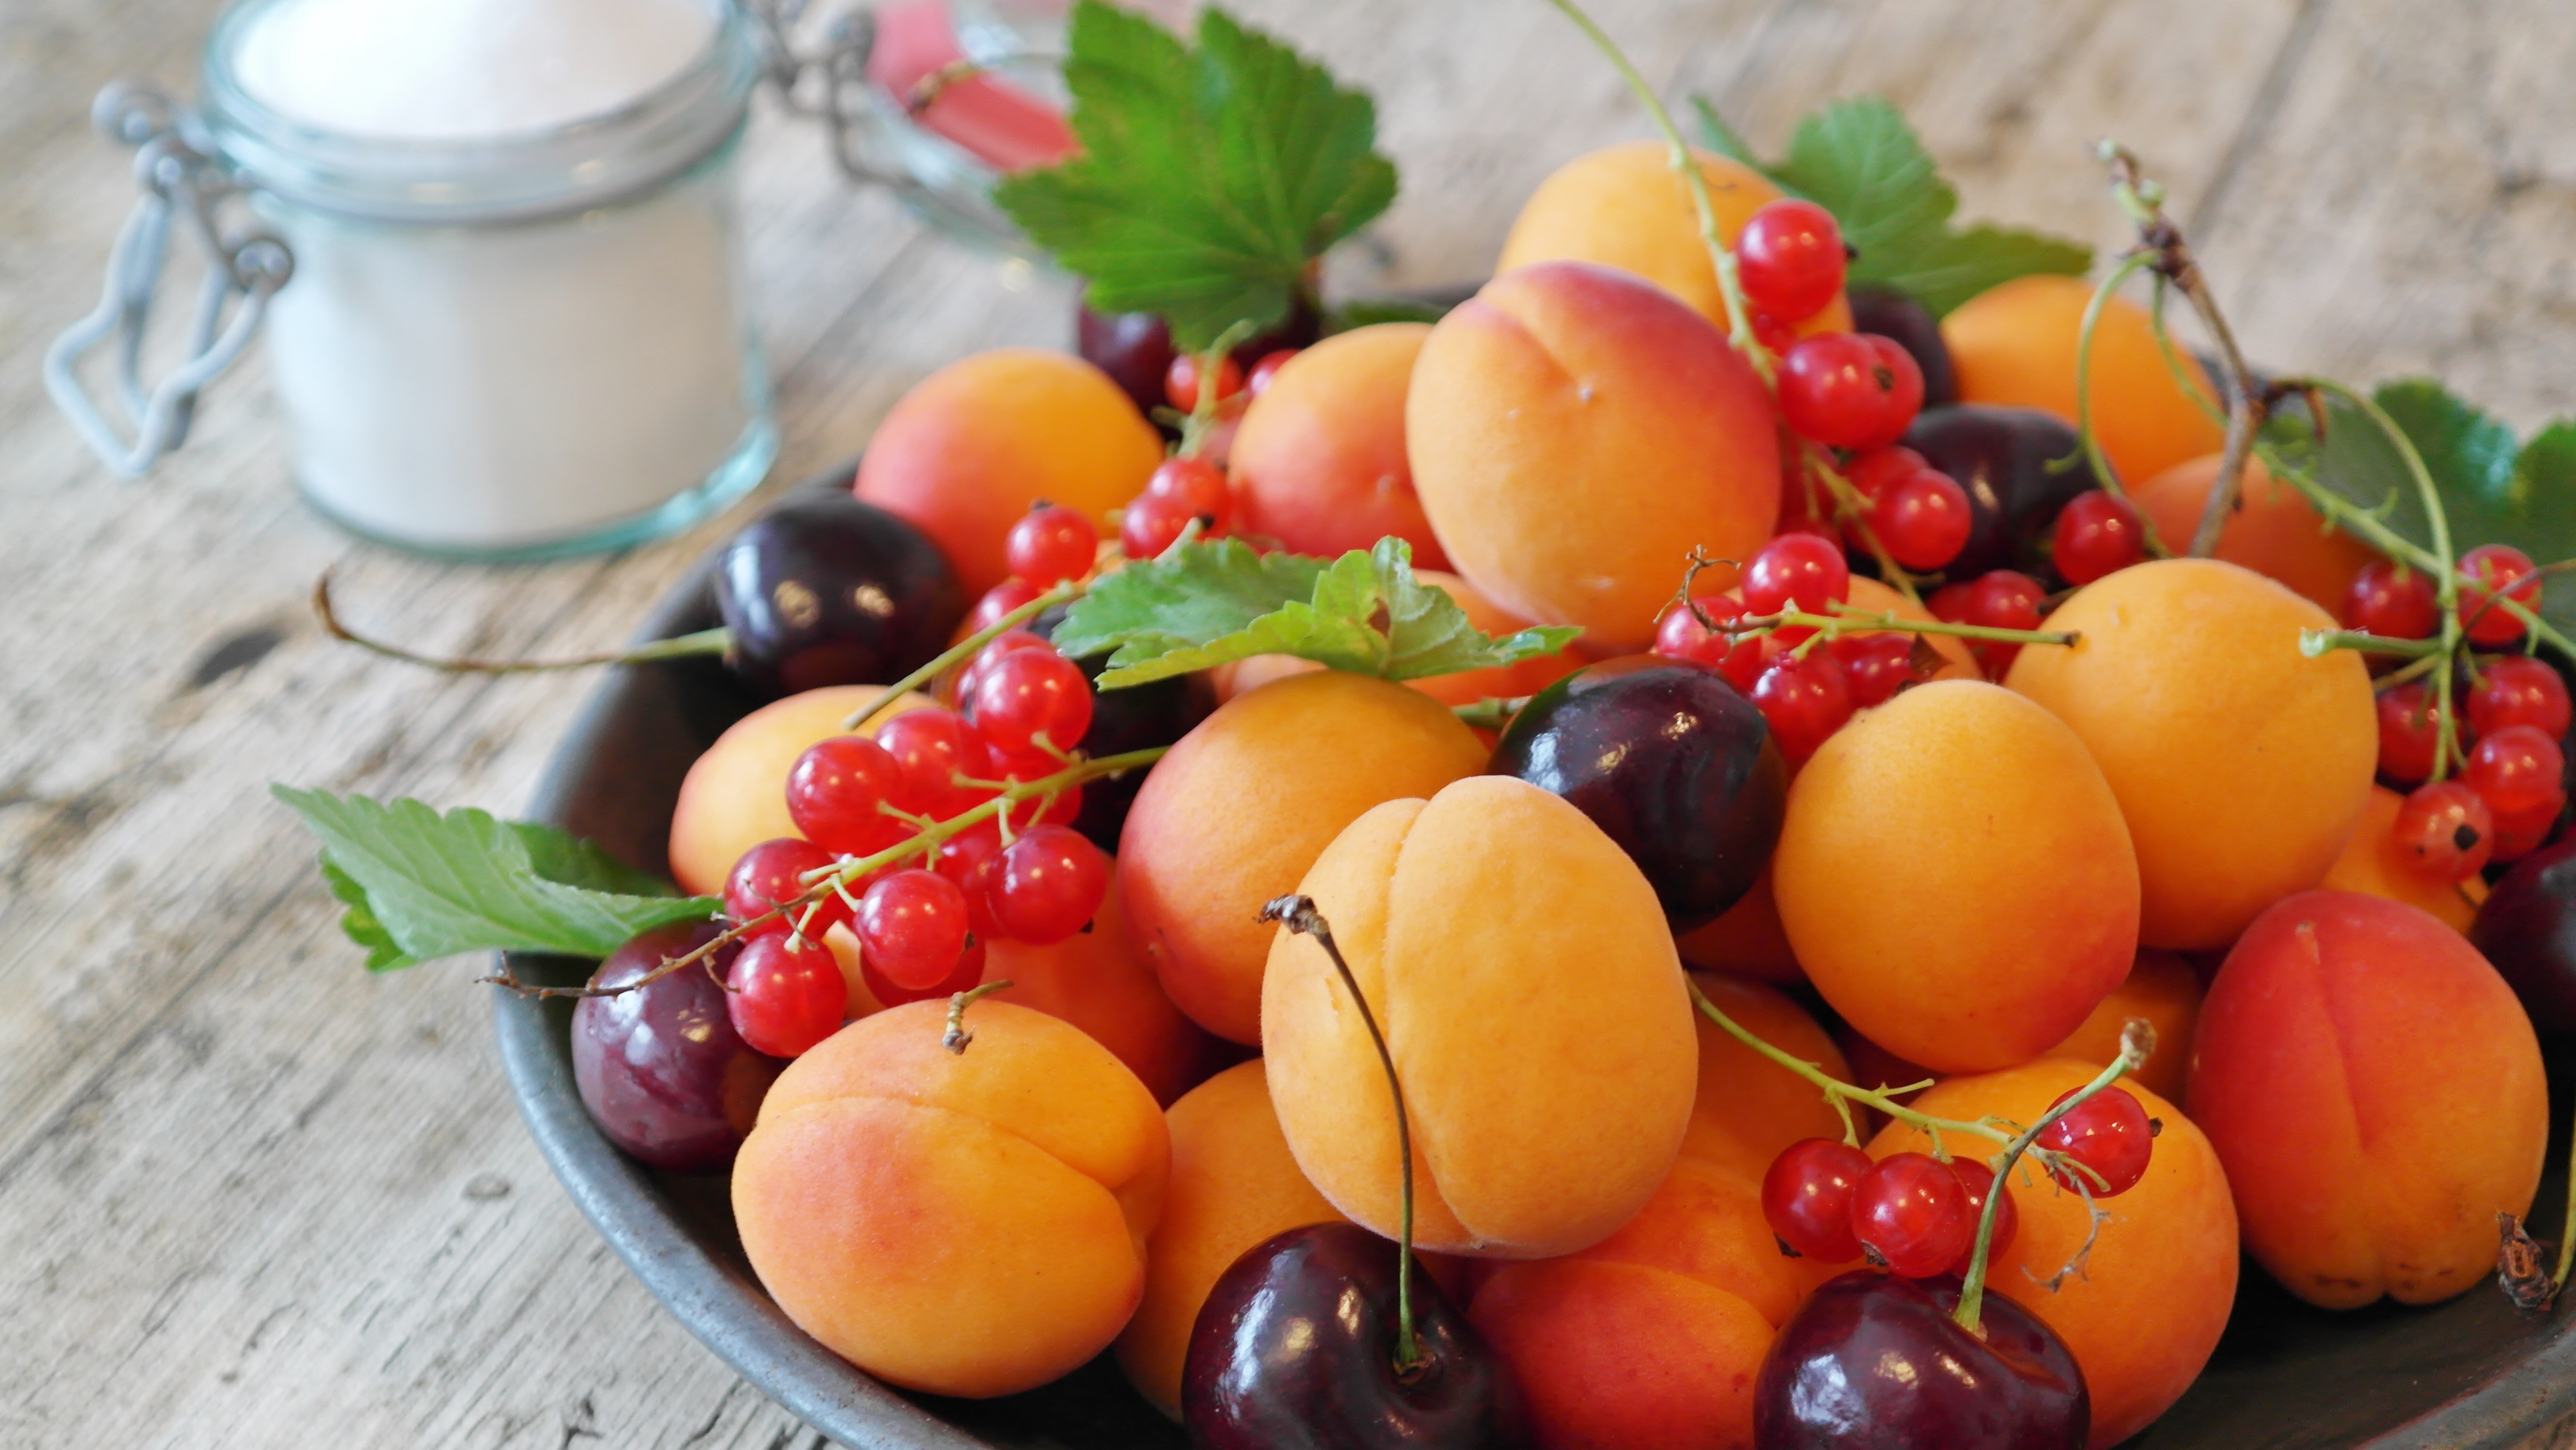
[1182,1223,1528,1450]
[1848,286,1957,409]
[714,493,964,695]
[569,923,780,1173]
[2471,838,2576,1036]
[1028,602,1218,850]
[1755,1271,2088,1450]
[1900,405,2104,580]
[1490,655,1787,931]
[1077,294,1323,421]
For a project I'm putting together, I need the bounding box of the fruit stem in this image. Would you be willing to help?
[2556,1100,2576,1295]
[842,579,1087,733]
[1452,695,1533,731]
[1952,1018,2153,1337]
[1763,603,2081,649]
[1261,893,1429,1377]
[1538,0,1772,383]
[2298,628,2445,659]
[2066,249,2171,558]
[1686,979,2017,1156]
[1804,443,1931,605]
[942,978,1014,1053]
[1177,319,1259,459]
[314,571,734,673]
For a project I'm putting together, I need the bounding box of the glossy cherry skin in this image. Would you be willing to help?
[1491,656,1787,931]
[1755,1271,2088,1450]
[1183,1223,1529,1450]
[569,923,779,1173]
[1900,405,2104,580]
[2473,838,2576,1037]
[715,493,964,695]
[1849,286,1958,409]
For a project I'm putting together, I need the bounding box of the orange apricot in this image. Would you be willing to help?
[1471,1259,1771,1450]
[2044,949,2201,1103]
[1407,261,1779,653]
[1264,778,1699,1257]
[1942,274,2225,488]
[854,348,1163,596]
[2189,890,2547,1309]
[981,864,1227,1105]
[2319,784,2487,932]
[1230,323,1447,567]
[666,685,931,896]
[731,1000,1167,1398]
[1773,680,2139,1073]
[1679,971,1851,1184]
[1119,670,1489,1044]
[2131,453,2380,613]
[1675,865,1803,984]
[1872,1061,2238,1449]
[2007,558,2377,949]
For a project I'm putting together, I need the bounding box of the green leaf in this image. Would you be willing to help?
[1690,96,1760,168]
[276,786,716,969]
[1052,536,1328,662]
[1862,224,2095,319]
[993,1,1397,350]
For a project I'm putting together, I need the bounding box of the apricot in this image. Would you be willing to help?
[667,685,931,896]
[1773,680,2139,1073]
[2045,949,2201,1103]
[2189,890,2547,1309]
[1678,971,1851,1184]
[1675,865,1802,984]
[2131,453,2380,613]
[1871,1062,2238,1449]
[1407,261,1779,653]
[2007,558,2377,949]
[1118,669,1488,1044]
[1942,274,2225,488]
[1116,1061,1342,1417]
[1264,777,1699,1257]
[731,999,1167,1398]
[1229,323,1448,567]
[1496,139,1851,336]
[2319,784,2487,932]
[981,865,1225,1105]
[853,348,1163,596]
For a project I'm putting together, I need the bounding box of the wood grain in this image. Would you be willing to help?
[0,0,2568,1444]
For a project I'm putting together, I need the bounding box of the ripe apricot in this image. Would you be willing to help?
[1871,1062,2238,1449]
[853,348,1163,596]
[1675,865,1802,984]
[1679,971,1851,1184]
[2007,558,2377,949]
[1264,777,1699,1257]
[1407,261,1779,652]
[1116,1061,1341,1417]
[1773,680,2139,1073]
[667,685,931,896]
[1942,274,2224,488]
[731,999,1167,1398]
[2131,453,2380,613]
[1119,671,1488,1044]
[2190,890,2547,1309]
[982,865,1227,1105]
[2319,784,2487,932]
[1229,323,1447,567]
[2045,949,2201,1103]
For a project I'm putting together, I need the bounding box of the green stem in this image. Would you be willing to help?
[1799,603,2078,649]
[315,571,734,673]
[1687,981,2015,1156]
[2070,251,2161,517]
[942,979,1014,1053]
[2557,1091,2576,1294]
[2144,274,2233,430]
[843,580,1085,733]
[1177,320,1260,459]
[1805,443,1930,605]
[1453,695,1533,732]
[2299,629,2444,659]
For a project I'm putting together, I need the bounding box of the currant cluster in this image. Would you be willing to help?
[1114,346,1299,558]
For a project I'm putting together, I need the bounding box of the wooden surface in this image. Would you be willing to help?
[3,0,2573,1444]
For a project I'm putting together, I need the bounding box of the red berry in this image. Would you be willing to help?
[856,869,974,991]
[968,644,1094,756]
[2051,490,2147,586]
[2468,656,2574,740]
[1120,489,1209,558]
[861,934,985,1009]
[724,838,846,936]
[951,627,1051,708]
[1750,310,1799,355]
[989,825,1111,944]
[2459,543,2543,646]
[1843,446,1929,505]
[2396,779,2496,881]
[1925,581,1978,624]
[1003,504,1099,588]
[1164,351,1244,413]
[1779,333,1924,451]
[2489,792,2567,865]
[1653,596,1767,692]
[1830,631,1922,708]
[1736,199,1847,324]
[874,706,983,816]
[2343,559,2439,639]
[725,933,846,1058]
[982,747,1087,829]
[1761,1137,1872,1263]
[2466,724,2566,818]
[968,577,1042,634]
[1752,652,1854,762]
[1742,533,1853,645]
[1246,348,1300,396]
[2035,1086,2155,1198]
[784,735,906,856]
[935,820,1006,936]
[1875,471,1973,572]
[1964,569,2047,677]
[1851,1152,1975,1278]
[1945,1158,2019,1274]
[1147,455,1234,527]
[2374,682,2445,786]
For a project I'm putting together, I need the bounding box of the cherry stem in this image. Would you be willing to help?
[842,579,1086,733]
[1452,695,1533,732]
[1952,1018,2154,1338]
[1261,893,1428,1377]
[942,978,1014,1054]
[2065,249,2173,558]
[315,571,733,673]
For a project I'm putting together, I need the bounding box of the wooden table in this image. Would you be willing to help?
[4,0,2571,1444]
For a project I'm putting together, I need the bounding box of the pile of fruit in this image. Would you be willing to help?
[286,3,2576,1447]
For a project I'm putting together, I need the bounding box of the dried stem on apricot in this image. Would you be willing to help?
[942,978,1014,1053]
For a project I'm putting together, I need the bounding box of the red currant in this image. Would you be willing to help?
[1875,470,1973,572]
[724,838,846,936]
[1750,310,1799,355]
[968,576,1042,634]
[989,825,1111,944]
[1120,489,1209,558]
[968,644,1094,756]
[1964,569,2047,677]
[2468,656,2574,740]
[2051,490,2146,586]
[1760,1137,1872,1263]
[1843,445,1929,505]
[1654,596,1767,692]
[951,627,1051,708]
[1830,631,1922,708]
[2374,682,2444,786]
[1736,199,1847,324]
[2396,779,2496,881]
[2466,724,2566,818]
[2343,558,2439,639]
[935,819,1006,936]
[726,933,847,1058]
[1246,348,1300,396]
[982,747,1086,829]
[2459,543,2543,646]
[874,706,984,815]
[784,735,906,856]
[1926,581,1978,624]
[856,869,974,991]
[1945,1158,2018,1274]
[1778,333,1924,451]
[2489,792,2567,865]
[1851,1151,1975,1278]
[862,934,985,1009]
[1003,504,1099,588]
[1147,455,1234,527]
[1742,533,1853,645]
[2036,1086,2155,1198]
[1752,652,1854,762]
[1164,351,1244,413]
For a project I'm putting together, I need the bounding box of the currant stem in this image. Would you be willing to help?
[1685,980,2016,1154]
[1177,320,1259,459]
[1804,443,1932,604]
[315,571,733,673]
[1768,603,2080,649]
[842,580,1085,733]
[1262,894,1428,1376]
[1452,695,1533,732]
[942,979,1014,1054]
[2299,629,2445,659]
